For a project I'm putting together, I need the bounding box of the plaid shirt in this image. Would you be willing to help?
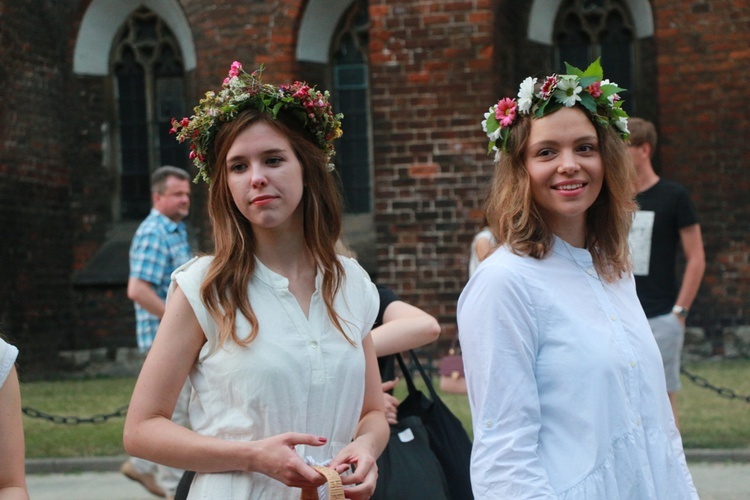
[129,209,192,351]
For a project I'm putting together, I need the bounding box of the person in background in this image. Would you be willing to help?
[373,284,442,424]
[0,336,29,500]
[468,219,496,278]
[121,165,193,498]
[627,117,706,428]
[458,60,697,498]
[124,62,388,499]
[334,240,442,424]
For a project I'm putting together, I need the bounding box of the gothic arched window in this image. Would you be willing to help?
[331,1,371,214]
[554,0,635,112]
[112,7,188,219]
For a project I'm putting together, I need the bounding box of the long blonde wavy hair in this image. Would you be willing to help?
[484,105,636,282]
[201,108,347,348]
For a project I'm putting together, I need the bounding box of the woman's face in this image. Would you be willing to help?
[524,106,603,235]
[224,121,305,233]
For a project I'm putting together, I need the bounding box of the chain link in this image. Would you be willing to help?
[21,405,129,425]
[680,367,750,404]
[19,367,747,423]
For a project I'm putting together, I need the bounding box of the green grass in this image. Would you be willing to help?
[19,359,750,458]
[21,377,135,458]
[678,359,750,449]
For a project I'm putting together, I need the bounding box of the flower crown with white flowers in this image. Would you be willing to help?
[481,58,630,155]
[170,61,343,183]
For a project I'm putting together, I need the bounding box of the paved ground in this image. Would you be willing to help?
[25,454,750,499]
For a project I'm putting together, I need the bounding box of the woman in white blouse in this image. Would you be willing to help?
[124,63,388,499]
[458,61,697,499]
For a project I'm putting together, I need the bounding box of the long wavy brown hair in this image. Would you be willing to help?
[200,108,347,348]
[484,105,636,282]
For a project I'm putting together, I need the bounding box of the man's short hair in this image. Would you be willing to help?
[627,117,658,151]
[151,166,190,194]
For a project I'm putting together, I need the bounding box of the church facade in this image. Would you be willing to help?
[1,0,747,372]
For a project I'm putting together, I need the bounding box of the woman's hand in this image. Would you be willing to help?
[249,432,329,489]
[329,439,379,499]
[381,379,400,425]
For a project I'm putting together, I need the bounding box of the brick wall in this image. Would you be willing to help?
[1,0,747,375]
[0,0,76,371]
[367,1,496,340]
[653,0,750,345]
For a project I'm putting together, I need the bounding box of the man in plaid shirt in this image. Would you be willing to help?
[128,166,193,351]
[122,166,193,498]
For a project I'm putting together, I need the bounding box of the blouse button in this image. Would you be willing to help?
[630,361,637,368]
[587,268,595,276]
[485,420,493,429]
[311,341,319,348]
[635,418,642,427]
[609,315,616,321]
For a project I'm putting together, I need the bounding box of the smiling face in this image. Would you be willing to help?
[524,106,604,241]
[225,121,305,233]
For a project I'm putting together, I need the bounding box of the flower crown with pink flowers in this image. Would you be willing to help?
[170,62,343,183]
[481,58,630,154]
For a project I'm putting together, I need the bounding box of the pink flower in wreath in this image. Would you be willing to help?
[228,61,242,78]
[494,98,518,128]
[587,81,602,98]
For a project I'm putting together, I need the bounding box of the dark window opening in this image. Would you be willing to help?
[554,0,635,113]
[332,0,371,214]
[112,7,188,220]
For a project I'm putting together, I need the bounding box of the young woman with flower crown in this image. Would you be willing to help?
[457,60,698,499]
[123,63,388,500]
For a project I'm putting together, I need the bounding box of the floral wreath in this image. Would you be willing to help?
[481,58,630,154]
[170,61,343,183]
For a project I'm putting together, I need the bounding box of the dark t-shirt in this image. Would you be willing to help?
[630,179,698,318]
[375,284,400,382]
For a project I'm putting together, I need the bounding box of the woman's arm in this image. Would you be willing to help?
[123,286,328,488]
[458,264,556,499]
[329,334,389,499]
[370,301,441,357]
[0,366,29,500]
[474,235,495,263]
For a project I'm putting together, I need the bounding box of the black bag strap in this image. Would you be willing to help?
[395,351,419,396]
[396,350,440,401]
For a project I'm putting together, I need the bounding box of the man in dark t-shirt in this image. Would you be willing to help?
[627,118,705,428]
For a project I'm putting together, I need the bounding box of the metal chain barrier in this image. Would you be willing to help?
[21,405,129,424]
[680,367,750,403]
[19,366,746,423]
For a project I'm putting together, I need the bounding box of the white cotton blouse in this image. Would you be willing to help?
[171,255,379,499]
[457,237,698,500]
[0,338,19,388]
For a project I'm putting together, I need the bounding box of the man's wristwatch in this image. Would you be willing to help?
[672,305,689,319]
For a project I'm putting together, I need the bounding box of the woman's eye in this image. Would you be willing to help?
[229,163,247,173]
[578,144,596,153]
[266,157,282,166]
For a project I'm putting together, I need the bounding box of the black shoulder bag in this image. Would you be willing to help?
[392,350,474,500]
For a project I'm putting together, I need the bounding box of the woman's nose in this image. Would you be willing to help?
[251,169,268,188]
[557,152,580,174]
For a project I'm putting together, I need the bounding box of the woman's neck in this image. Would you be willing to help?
[549,218,587,249]
[254,231,314,277]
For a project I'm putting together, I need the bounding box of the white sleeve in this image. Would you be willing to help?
[458,261,557,499]
[0,339,19,388]
[339,257,379,341]
[170,257,220,356]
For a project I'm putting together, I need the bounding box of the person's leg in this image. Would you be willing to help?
[121,457,166,497]
[648,313,685,427]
